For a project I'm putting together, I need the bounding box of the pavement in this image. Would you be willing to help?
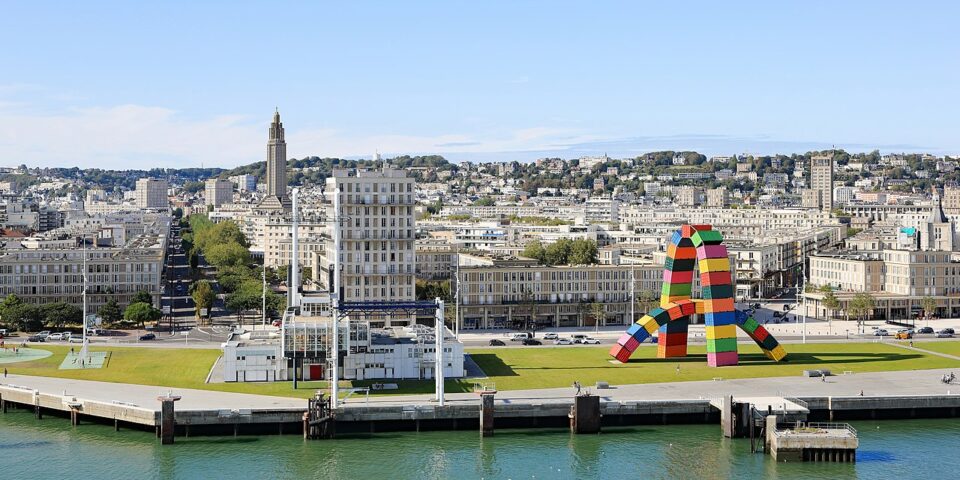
[341,367,960,408]
[0,374,305,411]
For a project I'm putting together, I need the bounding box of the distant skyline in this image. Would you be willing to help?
[1,2,958,170]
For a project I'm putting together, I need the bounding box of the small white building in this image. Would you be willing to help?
[222,331,286,382]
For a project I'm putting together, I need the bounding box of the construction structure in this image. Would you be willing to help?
[609,224,787,366]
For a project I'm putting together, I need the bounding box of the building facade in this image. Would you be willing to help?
[810,155,834,212]
[134,178,168,209]
[205,178,233,207]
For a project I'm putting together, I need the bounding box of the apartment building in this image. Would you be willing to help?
[316,168,416,326]
[415,238,457,280]
[205,178,234,207]
[262,221,326,276]
[135,178,169,209]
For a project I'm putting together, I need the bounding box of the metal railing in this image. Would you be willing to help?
[778,421,857,436]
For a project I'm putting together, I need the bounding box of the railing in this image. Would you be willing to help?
[784,397,809,409]
[779,421,857,436]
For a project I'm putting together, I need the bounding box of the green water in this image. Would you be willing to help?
[0,412,957,479]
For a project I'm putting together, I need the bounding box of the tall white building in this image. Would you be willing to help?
[205,178,233,207]
[134,178,169,209]
[318,168,416,326]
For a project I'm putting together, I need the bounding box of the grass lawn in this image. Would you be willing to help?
[465,342,960,392]
[4,342,958,398]
[913,340,960,357]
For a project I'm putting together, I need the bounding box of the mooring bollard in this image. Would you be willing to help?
[480,393,495,437]
[156,394,182,445]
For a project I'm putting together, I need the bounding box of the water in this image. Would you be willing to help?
[0,412,957,479]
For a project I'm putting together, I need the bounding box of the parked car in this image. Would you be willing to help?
[510,333,531,341]
[874,329,889,336]
[37,330,51,339]
[943,328,955,335]
[47,333,64,341]
[139,333,156,341]
[521,338,542,346]
[578,336,601,345]
[488,339,506,346]
[542,332,559,340]
[27,335,43,342]
[935,330,954,338]
[571,334,588,343]
[895,330,912,340]
[918,327,935,334]
[553,338,572,345]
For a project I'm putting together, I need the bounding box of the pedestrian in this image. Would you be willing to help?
[909,340,914,348]
[859,390,864,396]
[676,364,681,375]
[821,374,826,382]
[3,367,6,378]
[573,380,581,396]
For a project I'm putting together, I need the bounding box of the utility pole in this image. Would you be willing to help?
[454,245,460,340]
[436,299,445,406]
[261,264,266,330]
[331,185,341,407]
[630,266,635,324]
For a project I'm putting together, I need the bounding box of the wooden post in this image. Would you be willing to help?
[480,393,495,437]
[156,394,181,445]
[570,394,601,434]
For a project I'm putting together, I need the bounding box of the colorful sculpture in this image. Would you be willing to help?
[610,224,787,366]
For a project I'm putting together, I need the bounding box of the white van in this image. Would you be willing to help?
[510,332,532,341]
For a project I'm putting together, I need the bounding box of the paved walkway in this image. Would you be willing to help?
[0,375,305,411]
[341,367,960,408]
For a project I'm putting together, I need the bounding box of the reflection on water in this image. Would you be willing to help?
[0,412,957,479]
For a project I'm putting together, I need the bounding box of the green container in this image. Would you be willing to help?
[661,282,692,297]
[701,284,733,299]
[706,337,738,353]
[742,317,759,334]
[692,230,724,247]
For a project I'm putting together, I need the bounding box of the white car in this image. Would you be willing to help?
[47,333,64,341]
[554,338,572,345]
[543,332,559,340]
[874,329,889,336]
[577,336,601,345]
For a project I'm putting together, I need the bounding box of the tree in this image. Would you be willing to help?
[545,238,573,265]
[522,241,547,263]
[1,293,23,314]
[822,290,841,320]
[41,302,83,329]
[97,299,123,324]
[131,290,154,307]
[921,296,937,320]
[568,239,598,265]
[124,302,161,328]
[192,280,215,319]
[2,303,43,332]
[204,242,251,269]
[637,289,658,316]
[590,302,606,328]
[849,292,875,332]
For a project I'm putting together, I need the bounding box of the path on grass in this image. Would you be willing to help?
[888,342,960,361]
[341,367,960,408]
[0,374,305,411]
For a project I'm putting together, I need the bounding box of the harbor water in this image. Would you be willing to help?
[1,411,957,479]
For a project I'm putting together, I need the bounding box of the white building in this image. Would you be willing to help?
[205,178,234,207]
[135,178,169,209]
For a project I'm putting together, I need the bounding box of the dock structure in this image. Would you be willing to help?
[765,416,858,462]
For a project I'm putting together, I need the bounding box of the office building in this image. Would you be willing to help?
[134,178,169,210]
[810,155,834,212]
[205,178,234,207]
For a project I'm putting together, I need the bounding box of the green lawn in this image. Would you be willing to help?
[466,342,960,391]
[4,342,958,398]
[914,340,960,357]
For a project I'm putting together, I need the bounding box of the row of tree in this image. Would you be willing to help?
[0,291,160,332]
[521,239,598,266]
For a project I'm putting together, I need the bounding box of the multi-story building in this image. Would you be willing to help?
[316,168,416,326]
[134,178,169,209]
[204,178,233,207]
[810,155,834,212]
[263,220,326,277]
[415,238,457,280]
[228,174,258,193]
[0,226,166,310]
[706,187,729,208]
[259,110,290,211]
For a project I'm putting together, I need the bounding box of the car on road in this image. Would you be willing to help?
[488,339,506,346]
[47,333,64,341]
[521,338,542,346]
[542,332,559,340]
[27,335,43,342]
[935,330,954,338]
[874,329,890,336]
[510,333,532,341]
[918,326,935,334]
[577,336,601,345]
[37,330,51,339]
[942,328,955,335]
[139,333,156,341]
[895,330,913,340]
[553,338,572,345]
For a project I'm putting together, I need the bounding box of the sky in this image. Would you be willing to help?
[1,1,958,170]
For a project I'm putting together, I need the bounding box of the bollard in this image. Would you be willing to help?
[480,393,495,437]
[570,394,601,434]
[156,394,182,445]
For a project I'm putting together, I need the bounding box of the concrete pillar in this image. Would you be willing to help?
[570,394,601,434]
[765,415,777,452]
[70,408,79,426]
[480,393,495,437]
[1,394,5,414]
[720,395,734,438]
[156,395,181,445]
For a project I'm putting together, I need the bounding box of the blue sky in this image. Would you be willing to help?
[1,1,958,169]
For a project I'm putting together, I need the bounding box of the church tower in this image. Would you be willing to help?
[259,109,291,211]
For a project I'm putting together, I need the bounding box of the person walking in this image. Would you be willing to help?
[573,381,582,396]
[3,367,7,377]
[676,364,681,375]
